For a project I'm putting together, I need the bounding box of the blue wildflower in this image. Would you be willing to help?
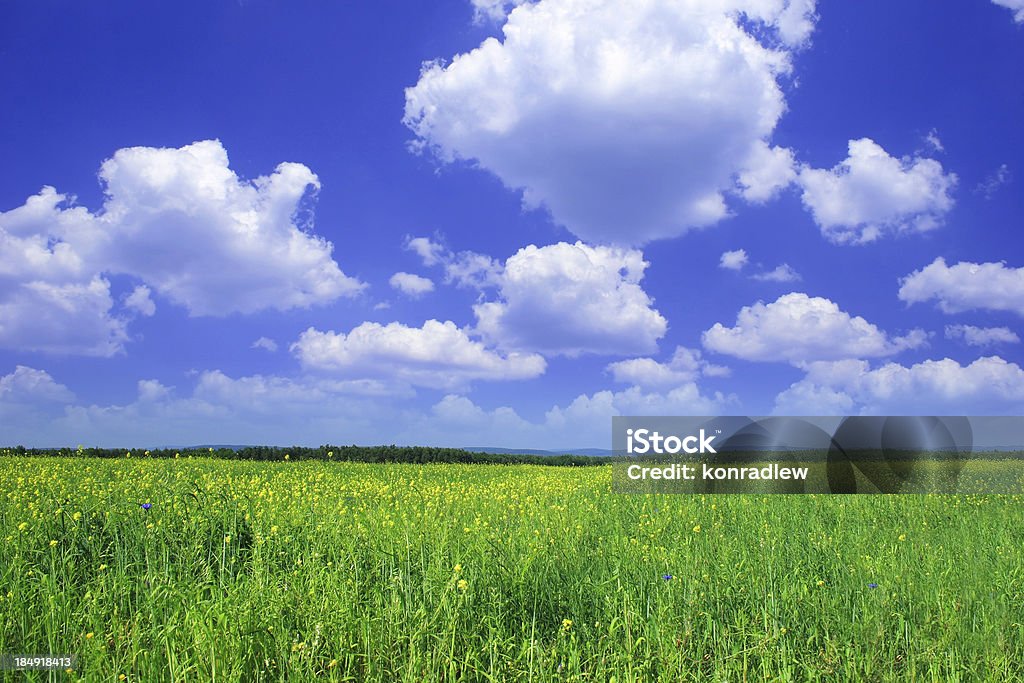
[662,574,673,581]
[868,583,878,589]
[141,503,152,510]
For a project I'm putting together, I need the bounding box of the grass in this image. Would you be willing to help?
[1,456,1023,681]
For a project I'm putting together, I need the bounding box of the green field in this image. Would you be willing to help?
[2,457,1023,681]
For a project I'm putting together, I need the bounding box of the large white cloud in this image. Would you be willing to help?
[0,189,129,355]
[94,140,363,315]
[702,292,926,364]
[992,0,1024,23]
[774,356,1024,414]
[797,138,957,244]
[606,346,729,389]
[0,141,363,355]
[405,0,817,245]
[473,242,667,356]
[291,319,546,390]
[898,258,1024,316]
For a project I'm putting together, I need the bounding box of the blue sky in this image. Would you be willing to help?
[1,0,1023,448]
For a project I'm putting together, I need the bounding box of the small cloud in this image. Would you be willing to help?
[405,235,501,289]
[137,379,173,402]
[975,164,1011,200]
[373,301,392,311]
[123,285,156,317]
[389,272,435,298]
[992,0,1024,23]
[945,324,1020,347]
[251,337,278,352]
[924,128,944,153]
[752,264,802,283]
[719,249,749,271]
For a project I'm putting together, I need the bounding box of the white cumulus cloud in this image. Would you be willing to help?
[95,140,364,315]
[0,365,75,404]
[720,249,749,271]
[737,141,797,202]
[774,356,1024,414]
[751,263,801,282]
[607,346,730,389]
[797,138,957,244]
[945,325,1020,347]
[473,242,667,356]
[389,272,435,297]
[405,0,817,245]
[702,292,926,364]
[124,285,156,317]
[405,236,502,289]
[291,319,546,390]
[0,189,129,356]
[898,258,1024,316]
[0,140,363,355]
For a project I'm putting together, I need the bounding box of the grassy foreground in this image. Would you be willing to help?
[1,457,1023,682]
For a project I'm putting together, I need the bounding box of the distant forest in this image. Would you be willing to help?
[0,445,607,466]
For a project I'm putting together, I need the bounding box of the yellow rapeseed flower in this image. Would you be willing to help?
[898,534,906,542]
[453,563,462,574]
[562,619,573,631]
[49,539,58,547]
[457,579,468,591]
[693,525,701,534]
[85,632,94,639]
[17,522,28,531]
[817,580,825,587]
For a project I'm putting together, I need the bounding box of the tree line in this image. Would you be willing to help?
[0,444,609,467]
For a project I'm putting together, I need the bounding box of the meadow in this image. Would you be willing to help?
[1,456,1023,682]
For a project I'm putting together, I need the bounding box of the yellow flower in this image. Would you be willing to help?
[224,535,231,544]
[49,539,58,547]
[17,522,28,531]
[562,619,573,631]
[119,675,127,681]
[692,525,701,534]
[284,454,290,461]
[328,659,338,669]
[72,512,82,521]
[780,627,788,635]
[457,579,468,591]
[98,564,107,571]
[85,632,94,639]
[898,534,906,542]
[453,563,462,574]
[816,580,825,587]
